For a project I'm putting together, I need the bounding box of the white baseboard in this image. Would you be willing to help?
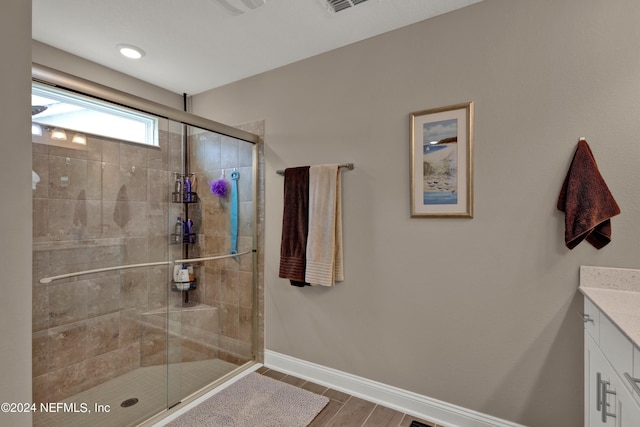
[264,350,526,427]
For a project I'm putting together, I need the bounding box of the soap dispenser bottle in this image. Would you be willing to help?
[175,216,183,243]
[184,175,192,201]
[174,174,182,202]
[187,218,195,243]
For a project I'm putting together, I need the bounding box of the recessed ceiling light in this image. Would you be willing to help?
[117,44,145,59]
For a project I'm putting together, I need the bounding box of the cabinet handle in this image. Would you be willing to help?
[597,372,603,412]
[624,372,640,396]
[581,313,595,323]
[600,377,616,423]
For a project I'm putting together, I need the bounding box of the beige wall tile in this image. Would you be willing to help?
[120,270,148,310]
[32,330,48,377]
[46,361,88,402]
[87,275,120,318]
[48,282,87,328]
[86,313,120,358]
[48,322,87,370]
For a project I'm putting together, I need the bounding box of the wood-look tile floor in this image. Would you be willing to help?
[256,367,446,427]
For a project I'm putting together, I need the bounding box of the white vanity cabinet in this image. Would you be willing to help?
[584,299,640,426]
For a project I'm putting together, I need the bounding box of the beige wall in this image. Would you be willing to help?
[0,1,32,426]
[191,0,640,425]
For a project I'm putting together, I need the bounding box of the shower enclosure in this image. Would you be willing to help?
[31,65,261,427]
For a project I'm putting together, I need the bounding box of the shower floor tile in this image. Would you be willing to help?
[34,358,238,427]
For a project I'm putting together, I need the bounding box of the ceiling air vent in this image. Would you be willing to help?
[325,0,371,13]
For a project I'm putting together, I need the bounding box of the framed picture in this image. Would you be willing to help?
[410,102,474,218]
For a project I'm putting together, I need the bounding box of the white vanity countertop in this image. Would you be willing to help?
[579,266,640,348]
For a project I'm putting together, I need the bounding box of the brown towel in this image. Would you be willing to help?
[557,140,620,249]
[279,166,310,287]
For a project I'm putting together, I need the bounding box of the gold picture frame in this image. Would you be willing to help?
[410,102,474,218]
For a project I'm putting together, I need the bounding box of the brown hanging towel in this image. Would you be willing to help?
[557,139,620,249]
[279,166,310,286]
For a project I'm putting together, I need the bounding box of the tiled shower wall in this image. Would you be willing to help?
[31,129,180,403]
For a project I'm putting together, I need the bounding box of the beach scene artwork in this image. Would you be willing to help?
[422,118,458,205]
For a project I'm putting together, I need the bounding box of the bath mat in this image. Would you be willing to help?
[166,372,329,427]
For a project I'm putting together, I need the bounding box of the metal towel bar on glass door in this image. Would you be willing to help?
[39,251,252,284]
[276,163,355,176]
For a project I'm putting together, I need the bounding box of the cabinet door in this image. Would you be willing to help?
[586,332,619,426]
[619,385,640,427]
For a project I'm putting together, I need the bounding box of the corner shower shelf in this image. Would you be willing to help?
[172,279,196,292]
[171,189,199,244]
[171,233,196,245]
[173,278,197,306]
[172,191,199,203]
[173,186,199,306]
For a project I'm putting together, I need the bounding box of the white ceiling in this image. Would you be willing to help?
[32,0,483,95]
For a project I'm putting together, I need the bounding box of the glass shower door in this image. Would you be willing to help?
[165,121,257,409]
[32,114,175,427]
[31,72,259,427]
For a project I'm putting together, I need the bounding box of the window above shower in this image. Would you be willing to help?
[31,82,158,147]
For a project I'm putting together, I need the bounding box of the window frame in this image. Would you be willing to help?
[32,82,159,147]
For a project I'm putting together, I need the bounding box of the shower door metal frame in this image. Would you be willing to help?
[32,63,259,145]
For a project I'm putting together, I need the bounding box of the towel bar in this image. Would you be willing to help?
[39,251,252,284]
[276,163,354,176]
